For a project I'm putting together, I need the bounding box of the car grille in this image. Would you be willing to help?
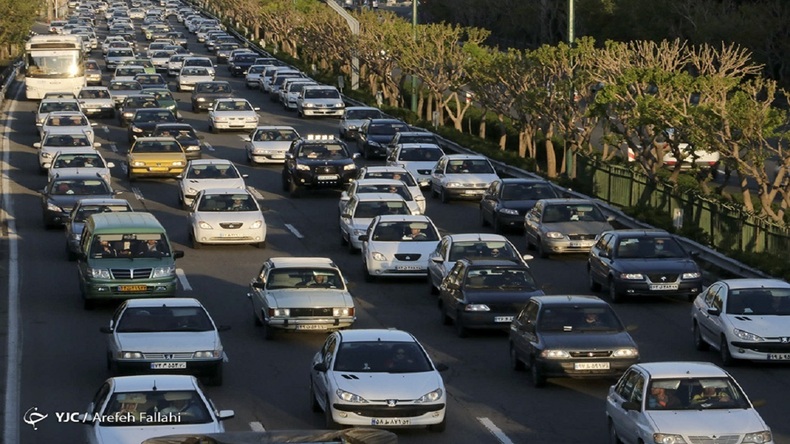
[460,183,487,188]
[333,403,444,418]
[646,274,679,283]
[219,222,243,229]
[417,169,432,175]
[568,350,612,358]
[394,254,421,261]
[289,307,335,317]
[687,436,740,444]
[143,352,194,360]
[568,234,597,241]
[314,165,338,174]
[110,268,153,279]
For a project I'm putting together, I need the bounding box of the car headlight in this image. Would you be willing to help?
[544,231,564,239]
[415,388,443,403]
[172,161,184,166]
[214,116,229,122]
[371,252,387,261]
[296,164,310,171]
[335,103,344,108]
[88,267,111,279]
[540,349,571,359]
[196,97,206,102]
[445,182,462,188]
[682,272,701,279]
[271,308,290,317]
[333,307,354,317]
[131,161,146,167]
[352,228,365,236]
[194,349,222,358]
[186,187,199,196]
[619,273,644,280]
[335,389,368,404]
[250,220,263,229]
[347,125,357,130]
[612,347,639,358]
[184,145,200,151]
[464,304,490,312]
[118,351,143,359]
[733,328,764,342]
[131,125,143,133]
[123,112,134,118]
[343,163,357,171]
[46,202,64,212]
[198,221,213,229]
[303,103,315,108]
[652,434,687,444]
[151,265,176,278]
[498,208,519,215]
[742,431,772,444]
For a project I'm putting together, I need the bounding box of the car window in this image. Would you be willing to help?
[501,183,557,200]
[298,144,349,160]
[346,109,383,120]
[447,241,519,262]
[398,148,443,162]
[616,236,686,259]
[647,377,748,410]
[465,267,537,290]
[116,306,214,333]
[537,306,622,332]
[727,287,790,315]
[333,341,432,373]
[371,221,439,242]
[446,159,494,174]
[353,201,409,218]
[362,171,417,187]
[614,369,641,401]
[264,268,343,290]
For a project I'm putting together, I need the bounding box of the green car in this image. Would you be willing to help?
[143,88,180,119]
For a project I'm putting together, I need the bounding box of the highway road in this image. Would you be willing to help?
[3,13,790,444]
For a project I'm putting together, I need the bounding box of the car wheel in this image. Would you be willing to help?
[191,232,202,249]
[588,268,602,292]
[608,278,624,303]
[431,185,439,199]
[509,343,525,371]
[253,310,263,326]
[83,297,95,310]
[427,416,446,433]
[479,208,489,226]
[282,173,290,192]
[720,336,735,366]
[325,397,339,429]
[530,356,546,388]
[536,239,549,258]
[210,123,218,134]
[454,311,468,338]
[492,215,503,234]
[255,240,266,249]
[361,145,369,160]
[693,322,709,351]
[207,363,223,386]
[288,177,300,198]
[309,379,321,413]
[262,320,275,340]
[347,239,357,254]
[106,352,115,373]
[66,244,77,261]
[608,420,623,444]
[340,229,348,246]
[438,301,451,325]
[440,187,450,204]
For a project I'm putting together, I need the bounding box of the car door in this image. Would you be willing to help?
[249,262,272,323]
[427,237,450,289]
[607,368,645,444]
[441,262,466,319]
[524,202,543,246]
[340,197,358,243]
[85,382,112,444]
[106,302,127,360]
[589,232,615,285]
[480,180,499,225]
[430,157,447,194]
[512,300,539,361]
[311,334,338,408]
[698,283,725,346]
[339,181,357,213]
[186,190,204,230]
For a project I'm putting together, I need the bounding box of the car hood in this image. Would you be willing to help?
[645,409,766,435]
[129,152,186,161]
[443,173,499,185]
[540,330,636,349]
[132,121,171,130]
[96,423,223,444]
[116,331,220,352]
[182,178,245,193]
[501,200,541,212]
[181,75,214,82]
[462,288,544,304]
[727,315,790,336]
[250,141,291,151]
[368,240,438,257]
[540,220,612,235]
[267,289,353,309]
[613,258,698,273]
[49,167,110,177]
[194,210,262,224]
[329,371,443,399]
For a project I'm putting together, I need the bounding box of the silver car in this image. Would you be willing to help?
[524,198,614,258]
[178,159,247,208]
[243,125,300,164]
[187,188,266,249]
[48,148,114,184]
[100,298,228,386]
[78,86,116,119]
[207,98,259,133]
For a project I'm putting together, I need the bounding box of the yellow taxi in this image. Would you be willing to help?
[127,137,187,180]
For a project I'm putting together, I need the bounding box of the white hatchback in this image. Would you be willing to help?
[339,193,411,252]
[360,215,441,281]
[187,188,266,249]
[178,159,247,208]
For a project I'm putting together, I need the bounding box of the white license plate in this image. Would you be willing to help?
[463,190,483,195]
[494,316,514,323]
[396,266,423,271]
[649,284,679,291]
[574,362,610,370]
[219,233,244,237]
[371,418,411,426]
[151,362,187,369]
[271,154,284,159]
[295,324,329,330]
[569,241,592,248]
[317,175,338,180]
[768,354,790,360]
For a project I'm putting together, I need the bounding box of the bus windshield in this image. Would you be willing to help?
[26,52,83,78]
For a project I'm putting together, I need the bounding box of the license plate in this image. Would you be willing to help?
[295,324,329,330]
[318,175,338,180]
[649,283,679,291]
[768,354,790,360]
[219,233,244,237]
[494,316,514,323]
[271,154,284,159]
[574,362,610,370]
[151,362,186,369]
[569,241,591,248]
[119,285,147,292]
[371,418,410,426]
[463,190,483,195]
[396,266,423,271]
[148,167,168,172]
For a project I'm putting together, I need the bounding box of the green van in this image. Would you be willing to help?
[77,212,184,309]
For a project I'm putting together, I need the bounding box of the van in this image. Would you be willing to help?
[77,212,184,309]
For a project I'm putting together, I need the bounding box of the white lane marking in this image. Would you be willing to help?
[176,269,192,291]
[248,186,265,200]
[102,125,110,134]
[284,223,304,239]
[204,142,214,151]
[477,417,515,444]
[249,421,265,432]
[2,83,22,444]
[109,143,118,153]
[131,186,144,201]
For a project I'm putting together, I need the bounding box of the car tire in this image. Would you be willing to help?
[191,232,201,249]
[479,208,489,226]
[309,379,321,413]
[438,301,451,325]
[608,420,623,444]
[693,322,709,351]
[83,297,95,310]
[325,397,339,429]
[428,277,439,295]
[588,268,602,292]
[363,263,375,282]
[106,352,115,373]
[207,363,223,386]
[537,239,549,259]
[253,310,263,326]
[66,244,77,261]
[608,278,624,303]
[210,123,218,134]
[427,417,446,433]
[509,343,525,371]
[440,187,450,204]
[454,312,469,338]
[340,229,348,246]
[530,356,546,388]
[262,321,275,340]
[525,235,535,251]
[348,239,357,254]
[720,336,735,366]
[431,185,439,199]
[288,177,300,198]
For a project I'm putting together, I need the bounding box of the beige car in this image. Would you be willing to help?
[126,137,187,181]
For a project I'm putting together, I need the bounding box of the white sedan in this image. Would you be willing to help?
[48,148,115,185]
[82,374,234,444]
[178,159,248,208]
[310,329,447,431]
[243,125,300,164]
[340,193,411,252]
[207,98,260,133]
[360,215,441,281]
[177,66,214,92]
[35,132,102,173]
[339,178,424,215]
[187,188,266,249]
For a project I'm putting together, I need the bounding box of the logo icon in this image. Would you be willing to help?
[23,407,48,430]
[386,399,397,407]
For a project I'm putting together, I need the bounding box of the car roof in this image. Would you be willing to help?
[268,257,337,269]
[110,374,199,392]
[444,233,512,242]
[460,258,529,268]
[123,297,203,308]
[539,198,599,205]
[199,188,252,195]
[531,295,608,307]
[375,214,433,223]
[635,361,730,379]
[397,143,442,150]
[603,229,671,237]
[188,159,233,166]
[354,179,405,186]
[499,178,553,185]
[441,154,489,160]
[396,131,435,136]
[719,278,790,290]
[74,198,130,206]
[51,173,107,181]
[338,328,415,343]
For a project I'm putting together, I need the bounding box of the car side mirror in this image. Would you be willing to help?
[706,307,720,316]
[285,153,294,160]
[242,136,251,142]
[217,325,231,332]
[358,234,368,242]
[99,326,113,333]
[689,251,700,258]
[341,213,352,219]
[313,362,328,372]
[251,281,265,289]
[430,256,443,263]
[606,215,616,222]
[598,250,609,259]
[216,410,235,420]
[173,250,185,259]
[352,153,361,160]
[522,254,534,261]
[621,401,640,412]
[93,142,102,148]
[107,162,116,168]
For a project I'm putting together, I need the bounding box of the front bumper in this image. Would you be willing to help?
[129,165,185,178]
[250,150,287,164]
[302,107,345,117]
[535,357,638,379]
[212,119,258,131]
[541,238,597,254]
[726,340,790,361]
[457,310,521,330]
[43,209,70,226]
[193,227,267,245]
[611,279,703,298]
[443,187,487,200]
[330,402,445,428]
[81,278,178,300]
[290,170,357,189]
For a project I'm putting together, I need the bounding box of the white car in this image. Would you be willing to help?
[78,87,116,119]
[207,98,260,133]
[663,142,721,171]
[113,65,148,82]
[691,278,790,364]
[360,214,441,281]
[247,257,356,339]
[35,130,101,172]
[296,84,345,118]
[606,361,773,444]
[178,159,247,208]
[188,188,266,249]
[310,329,447,431]
[244,64,266,89]
[167,53,190,76]
[387,143,444,188]
[430,154,499,203]
[48,148,114,184]
[35,97,83,131]
[177,66,215,91]
[243,125,299,164]
[339,178,424,215]
[100,298,227,385]
[339,106,385,140]
[356,166,425,212]
[82,374,234,444]
[340,193,411,252]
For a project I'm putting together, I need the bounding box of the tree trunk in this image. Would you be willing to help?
[478,109,487,139]
[545,123,557,178]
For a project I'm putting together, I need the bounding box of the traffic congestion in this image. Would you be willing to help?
[3,0,790,443]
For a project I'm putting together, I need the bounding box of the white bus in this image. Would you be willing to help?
[24,34,86,100]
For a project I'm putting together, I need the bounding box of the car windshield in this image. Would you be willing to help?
[398,148,443,162]
[102,390,211,425]
[265,268,343,290]
[352,201,409,218]
[346,109,383,120]
[90,233,171,258]
[362,171,417,187]
[465,267,537,291]
[304,88,340,99]
[44,134,91,146]
[371,221,439,242]
[132,140,182,153]
[73,204,130,222]
[253,129,297,142]
[158,128,197,140]
[79,89,111,99]
[53,153,102,168]
[646,377,749,411]
[502,183,557,201]
[368,123,408,135]
[446,159,494,174]
[298,144,348,160]
[448,241,520,262]
[355,184,411,201]
[726,288,790,315]
[333,341,433,373]
[537,306,623,333]
[197,193,256,212]
[110,82,142,91]
[542,203,606,223]
[188,164,239,179]
[616,236,686,259]
[50,179,110,196]
[135,111,175,123]
[216,100,251,111]
[116,306,214,333]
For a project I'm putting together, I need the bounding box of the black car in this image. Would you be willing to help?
[127,108,178,142]
[587,229,703,303]
[281,135,360,197]
[190,81,233,112]
[479,178,561,233]
[229,53,258,77]
[438,258,544,337]
[215,42,241,64]
[40,174,117,228]
[152,123,203,160]
[508,295,640,387]
[117,94,160,127]
[356,118,410,159]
